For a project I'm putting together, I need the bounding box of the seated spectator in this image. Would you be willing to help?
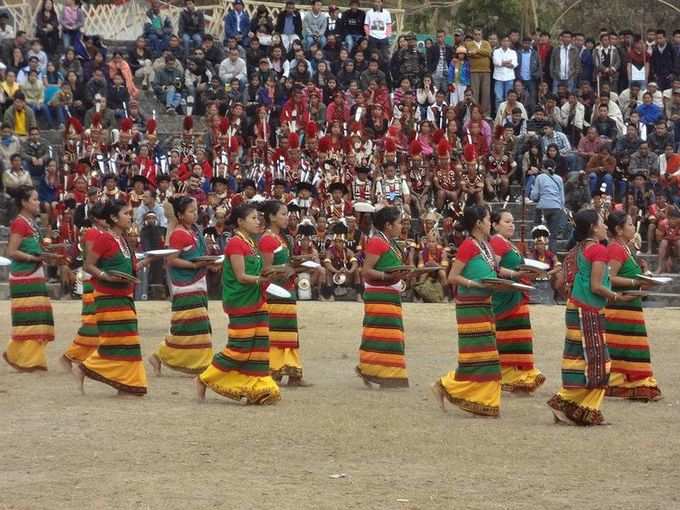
[82,50,107,84]
[179,0,205,58]
[636,91,664,129]
[591,103,619,141]
[303,0,328,50]
[17,56,43,85]
[48,82,72,129]
[3,92,36,137]
[0,12,15,43]
[0,70,20,113]
[647,121,674,155]
[129,37,154,91]
[224,0,250,47]
[107,73,131,118]
[629,141,659,175]
[219,48,247,87]
[60,48,83,80]
[84,68,109,109]
[21,126,48,184]
[7,47,27,76]
[22,69,53,128]
[201,35,225,69]
[108,50,140,100]
[26,39,48,74]
[586,144,619,197]
[153,55,186,114]
[340,0,365,52]
[84,95,116,130]
[35,0,59,53]
[276,1,303,51]
[60,0,85,50]
[144,0,173,58]
[2,153,32,193]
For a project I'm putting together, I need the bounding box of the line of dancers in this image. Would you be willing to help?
[2,184,663,425]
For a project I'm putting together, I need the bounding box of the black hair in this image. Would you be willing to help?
[227,203,257,228]
[574,209,600,242]
[103,199,128,227]
[259,199,286,226]
[373,206,401,231]
[462,205,489,232]
[90,201,107,221]
[169,195,195,219]
[606,210,628,236]
[12,184,35,210]
[491,209,512,226]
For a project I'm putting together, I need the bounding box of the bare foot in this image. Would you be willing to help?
[71,364,85,395]
[59,355,72,373]
[194,376,206,402]
[430,382,447,412]
[148,354,162,377]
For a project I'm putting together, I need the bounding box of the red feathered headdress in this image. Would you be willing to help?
[493,124,505,141]
[318,136,332,153]
[305,121,318,139]
[66,117,83,135]
[146,118,157,136]
[384,137,397,154]
[463,144,478,163]
[219,117,229,135]
[183,115,193,131]
[409,139,422,157]
[91,112,102,128]
[228,136,239,153]
[437,139,450,158]
[432,129,445,145]
[288,132,300,150]
[387,125,400,138]
[120,117,133,132]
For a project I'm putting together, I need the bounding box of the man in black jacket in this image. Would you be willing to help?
[275,1,303,51]
[179,0,205,59]
[427,30,453,92]
[340,0,365,52]
[651,29,674,90]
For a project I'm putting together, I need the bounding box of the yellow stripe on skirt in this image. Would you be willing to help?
[81,291,147,395]
[156,280,213,374]
[3,267,54,372]
[63,280,99,363]
[199,302,280,405]
[268,296,303,380]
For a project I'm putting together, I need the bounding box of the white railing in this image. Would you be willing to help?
[1,0,404,42]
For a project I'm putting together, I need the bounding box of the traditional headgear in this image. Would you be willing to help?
[228,136,240,154]
[531,225,550,241]
[219,117,229,135]
[288,132,301,150]
[120,117,134,133]
[432,128,445,145]
[409,139,422,158]
[91,112,102,129]
[328,182,348,195]
[146,118,157,137]
[298,220,317,237]
[436,139,450,158]
[318,136,332,153]
[331,220,348,240]
[66,117,83,136]
[384,137,397,154]
[295,181,313,193]
[463,144,477,163]
[305,121,318,139]
[183,115,193,131]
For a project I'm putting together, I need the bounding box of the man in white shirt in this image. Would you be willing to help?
[492,35,517,111]
[218,48,247,87]
[364,0,392,63]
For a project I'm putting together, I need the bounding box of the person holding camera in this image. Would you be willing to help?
[153,55,185,114]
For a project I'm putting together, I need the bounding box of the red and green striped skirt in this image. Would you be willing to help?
[2,268,54,371]
[357,283,408,387]
[63,280,99,363]
[267,294,303,379]
[199,302,280,404]
[454,294,500,383]
[81,292,147,395]
[604,301,661,400]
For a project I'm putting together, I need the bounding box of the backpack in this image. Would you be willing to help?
[562,242,582,298]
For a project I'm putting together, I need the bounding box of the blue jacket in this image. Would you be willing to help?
[224,9,250,42]
[578,47,594,84]
[636,103,663,126]
[447,60,470,86]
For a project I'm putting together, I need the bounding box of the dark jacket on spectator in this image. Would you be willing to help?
[340,9,365,37]
[651,43,674,86]
[275,9,303,37]
[427,43,454,75]
[3,105,37,133]
[179,8,205,37]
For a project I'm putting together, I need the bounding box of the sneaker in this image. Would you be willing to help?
[524,197,534,204]
[166,106,174,114]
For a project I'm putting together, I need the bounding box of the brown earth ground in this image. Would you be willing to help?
[1,302,679,510]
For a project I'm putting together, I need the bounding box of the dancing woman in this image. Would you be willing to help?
[61,202,108,368]
[258,200,309,386]
[149,196,214,376]
[73,199,157,396]
[431,205,502,416]
[489,210,545,393]
[604,211,662,401]
[2,186,55,371]
[547,209,632,425]
[356,206,411,388]
[195,204,281,404]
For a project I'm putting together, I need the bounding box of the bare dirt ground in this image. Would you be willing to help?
[1,302,679,510]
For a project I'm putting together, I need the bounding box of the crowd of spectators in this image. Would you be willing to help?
[0,0,679,300]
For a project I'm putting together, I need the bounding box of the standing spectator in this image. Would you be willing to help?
[530,160,565,253]
[536,31,553,85]
[516,36,540,105]
[275,1,303,51]
[3,92,37,137]
[59,0,85,50]
[492,35,517,111]
[396,33,425,88]
[144,0,173,58]
[35,0,59,54]
[549,30,580,93]
[574,33,594,85]
[21,126,48,184]
[303,0,327,50]
[627,38,649,89]
[428,30,453,92]
[447,46,470,106]
[224,0,250,48]
[179,0,205,59]
[364,0,392,64]
[466,27,492,114]
[672,29,680,81]
[341,0,365,52]
[594,32,621,92]
[651,29,673,91]
[22,69,53,128]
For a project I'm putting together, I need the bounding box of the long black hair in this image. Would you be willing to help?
[227,203,257,228]
[573,208,600,242]
[103,199,129,227]
[462,204,489,233]
[169,195,195,219]
[373,206,401,231]
[12,184,35,210]
[606,210,628,237]
[259,200,286,227]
